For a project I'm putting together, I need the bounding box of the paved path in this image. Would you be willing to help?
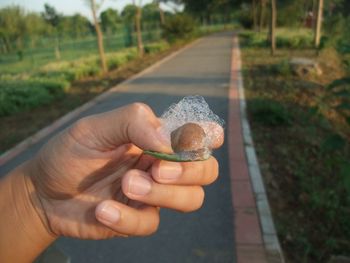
[1,32,237,262]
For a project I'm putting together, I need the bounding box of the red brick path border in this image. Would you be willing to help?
[228,36,268,263]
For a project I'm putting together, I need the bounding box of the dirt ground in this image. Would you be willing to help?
[241,45,350,263]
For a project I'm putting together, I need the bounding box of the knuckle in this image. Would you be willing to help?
[128,102,152,118]
[71,116,92,135]
[68,116,95,144]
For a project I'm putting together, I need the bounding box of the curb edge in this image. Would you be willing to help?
[233,36,285,263]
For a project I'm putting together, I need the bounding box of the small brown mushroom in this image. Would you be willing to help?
[171,123,206,152]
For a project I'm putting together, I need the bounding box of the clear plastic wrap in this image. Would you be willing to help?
[144,95,224,161]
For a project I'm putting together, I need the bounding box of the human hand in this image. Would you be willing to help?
[26,103,224,240]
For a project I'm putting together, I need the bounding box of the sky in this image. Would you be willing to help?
[0,0,180,20]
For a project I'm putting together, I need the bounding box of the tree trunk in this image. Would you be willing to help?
[252,0,258,31]
[259,0,266,32]
[157,2,165,25]
[1,37,10,53]
[312,0,317,30]
[90,0,107,73]
[135,5,144,57]
[270,0,277,56]
[314,0,323,49]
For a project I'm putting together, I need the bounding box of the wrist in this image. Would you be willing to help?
[0,163,56,262]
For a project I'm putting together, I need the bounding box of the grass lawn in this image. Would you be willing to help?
[240,32,350,262]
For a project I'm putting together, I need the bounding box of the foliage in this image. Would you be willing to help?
[324,77,350,125]
[121,4,137,24]
[100,8,122,33]
[142,3,161,25]
[0,77,69,116]
[323,15,350,53]
[37,48,138,81]
[0,5,93,53]
[181,0,240,21]
[106,48,138,70]
[0,43,168,117]
[161,14,196,43]
[42,3,61,27]
[276,0,310,27]
[249,99,292,126]
[239,29,313,49]
[242,44,350,263]
[144,41,169,54]
[232,6,253,29]
[270,59,292,77]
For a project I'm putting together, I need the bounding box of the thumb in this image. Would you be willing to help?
[69,103,172,153]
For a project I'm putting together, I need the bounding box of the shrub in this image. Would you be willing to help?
[144,41,169,54]
[0,78,69,117]
[249,99,292,127]
[271,59,292,77]
[38,58,101,81]
[106,48,138,70]
[162,14,196,43]
[232,8,253,29]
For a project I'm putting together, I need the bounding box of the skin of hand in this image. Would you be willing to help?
[0,103,224,262]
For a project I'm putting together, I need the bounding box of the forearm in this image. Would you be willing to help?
[0,164,56,263]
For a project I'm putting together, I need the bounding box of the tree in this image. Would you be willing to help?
[259,0,267,32]
[153,0,165,25]
[143,3,160,25]
[0,6,26,52]
[314,0,324,49]
[132,0,144,57]
[87,0,107,73]
[270,0,277,55]
[121,4,137,23]
[100,8,121,34]
[42,4,61,27]
[252,0,258,30]
[25,13,48,48]
[42,4,63,59]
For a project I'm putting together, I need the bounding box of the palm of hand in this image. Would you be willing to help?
[30,130,150,240]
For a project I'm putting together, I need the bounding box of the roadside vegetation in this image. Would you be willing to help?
[239,0,350,262]
[0,1,236,153]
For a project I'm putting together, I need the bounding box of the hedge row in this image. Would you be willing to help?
[0,41,170,117]
[0,77,69,116]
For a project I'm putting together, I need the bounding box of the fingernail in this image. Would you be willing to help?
[159,161,182,180]
[96,202,121,224]
[128,174,152,196]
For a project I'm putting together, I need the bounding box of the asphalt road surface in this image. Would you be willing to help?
[0,32,235,263]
